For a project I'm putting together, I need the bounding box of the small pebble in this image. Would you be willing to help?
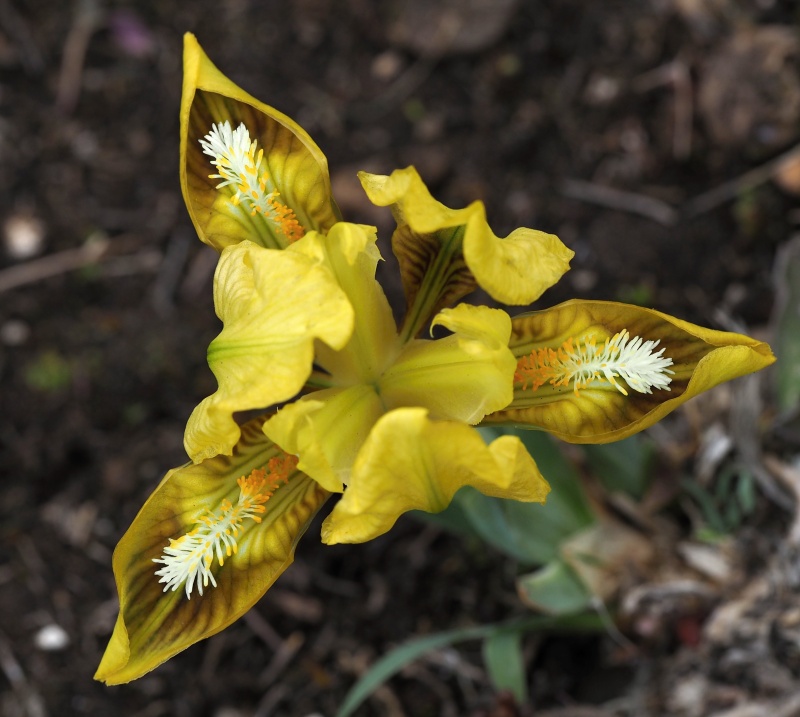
[3,214,45,260]
[774,155,800,197]
[214,708,246,717]
[34,624,70,651]
[371,50,404,82]
[0,319,30,346]
[71,130,99,162]
[570,269,598,292]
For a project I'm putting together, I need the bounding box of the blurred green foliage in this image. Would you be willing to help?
[24,350,72,392]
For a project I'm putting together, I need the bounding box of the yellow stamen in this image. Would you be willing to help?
[515,329,674,396]
[153,453,299,599]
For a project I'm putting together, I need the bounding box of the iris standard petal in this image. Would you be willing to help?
[484,299,776,443]
[321,407,550,545]
[379,303,516,423]
[289,222,398,384]
[94,418,330,685]
[263,385,385,492]
[181,34,340,251]
[358,166,573,309]
[184,239,354,463]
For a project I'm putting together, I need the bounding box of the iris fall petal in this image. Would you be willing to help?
[484,299,776,443]
[181,34,340,251]
[95,418,329,685]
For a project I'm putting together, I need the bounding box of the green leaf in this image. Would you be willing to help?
[510,429,595,529]
[581,434,654,499]
[681,477,728,534]
[334,614,604,717]
[335,625,493,717]
[772,235,800,413]
[736,467,756,514]
[456,487,554,564]
[516,560,593,615]
[483,630,527,703]
[424,428,596,565]
[413,489,486,540]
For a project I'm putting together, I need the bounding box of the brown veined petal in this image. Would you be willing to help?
[358,167,573,339]
[483,299,775,443]
[181,33,340,252]
[94,417,330,685]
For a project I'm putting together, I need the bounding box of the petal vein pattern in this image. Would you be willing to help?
[180,34,339,251]
[485,300,776,443]
[153,454,298,598]
[94,417,330,685]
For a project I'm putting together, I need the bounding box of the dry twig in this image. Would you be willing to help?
[0,240,108,293]
[0,629,46,717]
[684,141,800,218]
[763,454,800,545]
[243,608,282,651]
[56,0,104,114]
[0,0,44,73]
[563,140,800,226]
[0,237,164,293]
[634,58,693,160]
[560,179,679,225]
[257,631,305,689]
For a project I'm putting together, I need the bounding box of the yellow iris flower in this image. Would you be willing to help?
[95,34,775,685]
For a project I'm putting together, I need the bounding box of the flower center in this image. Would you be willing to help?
[200,121,304,241]
[153,453,298,599]
[515,329,674,396]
